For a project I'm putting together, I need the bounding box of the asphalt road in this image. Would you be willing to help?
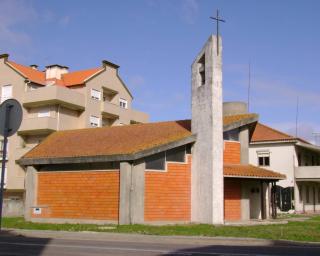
[1,230,320,256]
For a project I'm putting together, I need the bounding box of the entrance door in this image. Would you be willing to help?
[249,185,261,219]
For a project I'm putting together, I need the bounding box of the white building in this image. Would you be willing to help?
[249,122,320,213]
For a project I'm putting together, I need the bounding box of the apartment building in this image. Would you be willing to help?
[249,123,320,213]
[0,53,149,216]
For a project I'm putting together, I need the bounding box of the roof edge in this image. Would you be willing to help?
[18,134,196,166]
[223,115,259,132]
[224,175,285,180]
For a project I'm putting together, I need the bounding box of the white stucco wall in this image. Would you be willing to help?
[249,142,297,188]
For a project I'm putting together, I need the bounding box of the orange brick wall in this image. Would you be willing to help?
[144,155,191,222]
[33,171,120,221]
[224,141,241,164]
[224,179,241,221]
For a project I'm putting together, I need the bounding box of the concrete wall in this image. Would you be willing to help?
[191,35,224,224]
[249,142,296,188]
[240,180,267,220]
[295,181,320,213]
[0,56,26,214]
[223,102,247,116]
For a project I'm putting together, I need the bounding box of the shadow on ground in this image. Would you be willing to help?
[164,241,320,256]
[0,230,51,256]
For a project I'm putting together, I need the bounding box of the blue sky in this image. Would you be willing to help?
[1,0,319,142]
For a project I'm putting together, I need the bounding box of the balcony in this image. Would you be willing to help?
[130,109,149,124]
[295,166,320,181]
[18,117,58,135]
[101,101,120,118]
[23,86,85,111]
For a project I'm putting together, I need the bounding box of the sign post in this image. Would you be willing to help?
[0,99,22,231]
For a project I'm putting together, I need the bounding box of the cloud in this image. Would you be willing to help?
[267,121,320,144]
[129,75,146,89]
[180,0,199,24]
[0,0,37,45]
[246,76,320,114]
[59,15,71,26]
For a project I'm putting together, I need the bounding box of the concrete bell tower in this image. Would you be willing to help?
[191,35,224,224]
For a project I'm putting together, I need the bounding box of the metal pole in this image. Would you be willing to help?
[217,9,219,56]
[0,104,12,231]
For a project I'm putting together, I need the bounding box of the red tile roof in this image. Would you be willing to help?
[22,114,258,160]
[224,164,286,180]
[61,68,102,86]
[23,120,192,159]
[7,61,46,85]
[251,123,295,142]
[251,123,309,144]
[7,61,102,87]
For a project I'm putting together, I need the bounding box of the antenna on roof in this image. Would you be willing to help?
[247,61,251,112]
[295,96,299,137]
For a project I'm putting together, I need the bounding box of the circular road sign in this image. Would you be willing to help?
[0,99,23,137]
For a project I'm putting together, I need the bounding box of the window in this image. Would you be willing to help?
[38,108,50,118]
[258,156,270,166]
[306,186,310,203]
[91,89,101,101]
[166,146,186,162]
[145,152,165,170]
[145,146,187,171]
[257,151,270,166]
[298,154,301,166]
[223,129,239,141]
[90,116,100,127]
[119,98,128,109]
[318,188,320,204]
[1,85,12,103]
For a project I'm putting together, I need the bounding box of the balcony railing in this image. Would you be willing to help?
[23,86,85,111]
[101,101,149,124]
[295,166,320,180]
[101,101,120,118]
[129,109,149,124]
[18,117,58,135]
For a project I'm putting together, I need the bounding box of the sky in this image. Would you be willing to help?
[1,0,320,143]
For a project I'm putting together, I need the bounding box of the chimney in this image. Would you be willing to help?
[30,64,38,70]
[102,60,119,69]
[0,53,9,62]
[191,35,223,224]
[45,64,69,79]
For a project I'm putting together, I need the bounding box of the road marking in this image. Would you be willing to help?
[0,241,276,255]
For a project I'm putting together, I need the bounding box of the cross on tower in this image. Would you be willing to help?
[210,9,225,55]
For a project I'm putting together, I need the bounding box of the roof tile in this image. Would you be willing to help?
[7,61,102,87]
[252,123,295,142]
[224,164,286,179]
